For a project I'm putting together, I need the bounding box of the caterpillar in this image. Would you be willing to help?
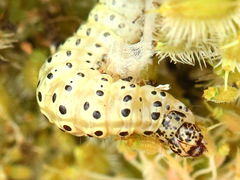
[36,0,206,157]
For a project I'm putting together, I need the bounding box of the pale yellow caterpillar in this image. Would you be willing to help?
[36,0,206,157]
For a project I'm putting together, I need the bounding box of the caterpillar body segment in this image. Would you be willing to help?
[38,0,145,134]
[36,0,206,157]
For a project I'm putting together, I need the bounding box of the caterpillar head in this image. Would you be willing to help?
[168,118,206,157]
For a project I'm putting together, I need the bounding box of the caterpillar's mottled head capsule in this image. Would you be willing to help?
[170,122,206,157]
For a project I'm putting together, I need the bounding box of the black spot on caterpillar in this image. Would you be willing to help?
[36,0,206,157]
